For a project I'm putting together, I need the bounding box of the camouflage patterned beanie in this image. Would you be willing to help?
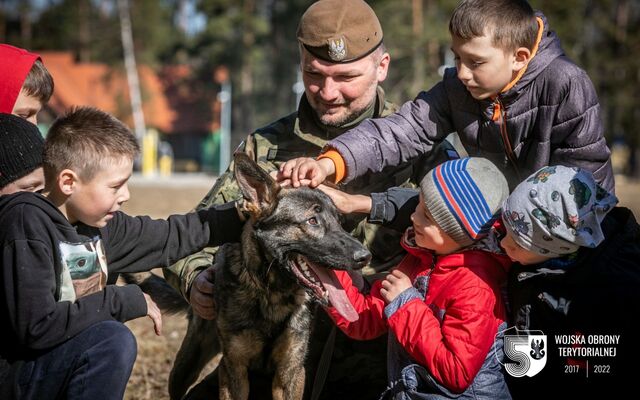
[502,165,618,257]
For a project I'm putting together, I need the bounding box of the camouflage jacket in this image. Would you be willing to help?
[165,87,440,299]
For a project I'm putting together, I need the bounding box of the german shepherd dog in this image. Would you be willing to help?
[135,153,371,400]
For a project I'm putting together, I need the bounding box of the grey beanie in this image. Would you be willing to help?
[420,157,509,247]
[0,113,44,189]
[502,165,618,257]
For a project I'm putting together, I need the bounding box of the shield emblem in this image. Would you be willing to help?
[503,331,547,377]
[327,38,346,61]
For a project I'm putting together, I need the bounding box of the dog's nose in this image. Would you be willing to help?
[353,248,372,269]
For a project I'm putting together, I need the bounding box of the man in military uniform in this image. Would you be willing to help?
[166,0,451,398]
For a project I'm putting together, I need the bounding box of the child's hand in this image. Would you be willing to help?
[144,293,163,336]
[380,269,412,304]
[277,157,334,188]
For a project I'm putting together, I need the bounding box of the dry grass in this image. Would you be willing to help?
[121,175,212,400]
[119,174,640,400]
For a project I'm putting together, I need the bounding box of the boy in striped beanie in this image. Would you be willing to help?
[322,157,513,398]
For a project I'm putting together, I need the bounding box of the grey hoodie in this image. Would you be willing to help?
[327,13,614,192]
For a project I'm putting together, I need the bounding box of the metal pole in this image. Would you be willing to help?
[218,80,232,173]
[117,0,146,145]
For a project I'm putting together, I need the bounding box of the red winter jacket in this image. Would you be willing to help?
[327,234,511,393]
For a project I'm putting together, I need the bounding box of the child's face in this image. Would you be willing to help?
[12,90,43,125]
[411,194,461,255]
[451,33,523,100]
[0,167,45,195]
[500,230,554,265]
[65,156,133,228]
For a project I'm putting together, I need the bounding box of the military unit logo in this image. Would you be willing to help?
[499,327,548,378]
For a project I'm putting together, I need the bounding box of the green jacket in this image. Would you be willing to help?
[165,87,437,299]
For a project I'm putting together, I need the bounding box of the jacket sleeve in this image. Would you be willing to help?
[324,270,388,340]
[162,168,239,299]
[369,187,419,232]
[385,283,499,393]
[104,202,243,274]
[2,239,147,351]
[549,69,614,192]
[327,82,453,184]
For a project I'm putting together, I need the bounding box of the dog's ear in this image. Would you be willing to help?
[234,152,280,219]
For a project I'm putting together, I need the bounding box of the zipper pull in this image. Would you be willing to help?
[492,100,502,122]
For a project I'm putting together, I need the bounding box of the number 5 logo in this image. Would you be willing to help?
[500,327,547,378]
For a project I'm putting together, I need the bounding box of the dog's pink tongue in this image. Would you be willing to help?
[308,265,359,322]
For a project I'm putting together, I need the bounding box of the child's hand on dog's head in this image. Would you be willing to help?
[380,269,412,304]
[144,293,163,336]
[277,157,334,188]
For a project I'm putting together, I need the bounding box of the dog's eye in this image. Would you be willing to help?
[314,205,322,213]
[307,217,318,225]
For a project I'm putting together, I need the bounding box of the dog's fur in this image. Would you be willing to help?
[134,153,370,400]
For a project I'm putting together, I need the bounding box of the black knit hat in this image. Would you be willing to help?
[0,113,44,189]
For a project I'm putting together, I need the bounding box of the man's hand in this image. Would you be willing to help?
[315,184,372,215]
[272,171,371,215]
[144,293,163,336]
[277,157,335,188]
[380,269,412,304]
[189,266,217,320]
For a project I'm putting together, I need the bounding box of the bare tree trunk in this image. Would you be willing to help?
[270,0,292,116]
[77,0,91,62]
[0,5,6,43]
[0,0,7,43]
[177,0,189,35]
[237,0,255,139]
[118,0,147,144]
[615,0,628,43]
[19,1,31,49]
[412,0,425,91]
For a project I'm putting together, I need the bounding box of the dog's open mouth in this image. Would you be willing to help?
[289,255,359,322]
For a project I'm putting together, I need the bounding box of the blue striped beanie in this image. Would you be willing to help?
[420,158,509,246]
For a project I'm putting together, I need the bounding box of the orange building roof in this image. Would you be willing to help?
[40,51,216,133]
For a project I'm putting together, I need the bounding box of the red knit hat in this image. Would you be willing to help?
[0,44,41,113]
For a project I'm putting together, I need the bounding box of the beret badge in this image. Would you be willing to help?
[327,37,347,61]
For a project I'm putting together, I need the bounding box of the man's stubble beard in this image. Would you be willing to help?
[316,94,376,128]
[315,78,379,128]
[318,106,366,128]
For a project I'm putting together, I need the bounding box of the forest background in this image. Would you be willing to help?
[1,0,639,175]
[2,2,640,398]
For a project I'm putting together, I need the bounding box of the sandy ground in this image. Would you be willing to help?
[120,173,640,400]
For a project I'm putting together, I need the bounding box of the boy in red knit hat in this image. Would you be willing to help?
[0,43,54,124]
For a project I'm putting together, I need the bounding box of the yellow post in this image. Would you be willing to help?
[142,128,158,176]
[158,141,174,177]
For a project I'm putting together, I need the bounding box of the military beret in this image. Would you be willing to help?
[297,0,383,63]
